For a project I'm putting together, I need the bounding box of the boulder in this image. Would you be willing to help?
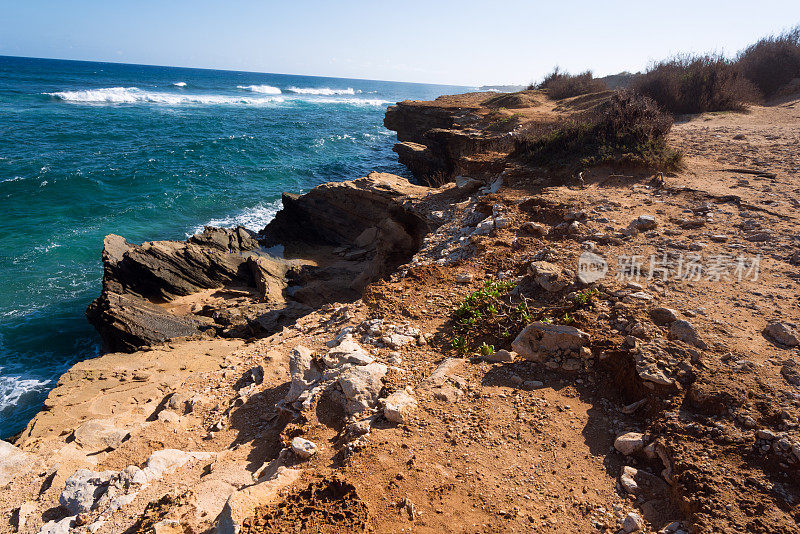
[285,346,322,403]
[512,323,589,360]
[763,322,800,347]
[60,469,116,514]
[528,261,568,292]
[480,349,516,363]
[142,449,214,482]
[383,389,418,424]
[338,362,388,414]
[323,336,373,368]
[247,256,288,303]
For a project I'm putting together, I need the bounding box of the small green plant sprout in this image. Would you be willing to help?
[541,316,553,324]
[562,313,575,325]
[450,336,468,354]
[478,342,495,357]
[573,288,599,307]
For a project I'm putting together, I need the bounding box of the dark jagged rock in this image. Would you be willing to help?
[99,227,259,302]
[262,172,429,291]
[87,227,287,353]
[86,292,210,353]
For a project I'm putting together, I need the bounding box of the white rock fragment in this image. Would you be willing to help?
[290,437,318,459]
[614,432,646,456]
[622,511,645,532]
[383,389,418,424]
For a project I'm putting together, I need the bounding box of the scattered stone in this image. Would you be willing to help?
[668,320,707,349]
[649,307,679,325]
[622,511,644,532]
[521,222,548,236]
[710,234,729,243]
[480,349,515,363]
[529,261,568,292]
[157,410,180,424]
[39,516,76,534]
[60,469,116,514]
[763,322,799,347]
[290,437,318,459]
[323,336,373,367]
[383,389,418,424]
[338,362,388,414]
[14,501,37,532]
[614,432,646,456]
[455,273,473,284]
[421,358,466,389]
[512,323,589,361]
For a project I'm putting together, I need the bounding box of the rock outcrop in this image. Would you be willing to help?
[384,93,518,182]
[88,174,430,353]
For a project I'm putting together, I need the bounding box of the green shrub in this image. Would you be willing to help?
[631,55,759,114]
[514,90,681,171]
[737,25,800,99]
[532,68,608,99]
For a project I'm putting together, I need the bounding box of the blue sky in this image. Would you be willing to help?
[1,0,799,86]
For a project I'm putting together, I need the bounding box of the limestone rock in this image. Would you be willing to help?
[668,320,707,349]
[248,256,288,303]
[60,469,116,514]
[480,349,515,363]
[649,307,679,325]
[142,449,213,482]
[323,336,373,368]
[763,321,800,347]
[290,437,318,459]
[73,419,130,451]
[622,512,644,532]
[0,440,31,486]
[512,323,589,360]
[383,389,418,424]
[338,362,388,414]
[528,261,568,292]
[614,432,646,456]
[285,345,321,403]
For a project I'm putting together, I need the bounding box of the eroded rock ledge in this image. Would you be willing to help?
[87,172,430,353]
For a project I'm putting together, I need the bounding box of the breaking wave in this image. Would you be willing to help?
[287,86,359,95]
[173,82,187,87]
[237,84,282,94]
[0,373,50,416]
[47,87,285,105]
[189,199,283,236]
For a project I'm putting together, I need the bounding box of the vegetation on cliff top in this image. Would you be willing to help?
[513,90,681,172]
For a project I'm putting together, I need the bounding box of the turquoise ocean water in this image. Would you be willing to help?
[0,55,467,437]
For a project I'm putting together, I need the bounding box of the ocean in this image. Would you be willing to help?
[0,55,468,438]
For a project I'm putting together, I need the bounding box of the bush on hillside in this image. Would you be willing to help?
[531,68,608,99]
[514,90,680,170]
[631,55,758,114]
[737,25,800,99]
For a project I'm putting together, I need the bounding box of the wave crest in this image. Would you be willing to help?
[0,374,50,415]
[237,84,282,94]
[173,82,187,87]
[47,87,285,106]
[189,199,282,235]
[287,86,360,95]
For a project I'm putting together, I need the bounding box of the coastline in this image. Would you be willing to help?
[2,89,800,533]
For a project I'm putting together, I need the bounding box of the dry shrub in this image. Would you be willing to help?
[737,25,800,99]
[533,68,608,99]
[631,55,759,114]
[514,90,680,170]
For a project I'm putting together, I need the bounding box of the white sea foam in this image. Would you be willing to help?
[47,87,285,106]
[0,373,50,414]
[173,82,187,87]
[189,199,282,236]
[312,97,390,106]
[287,86,360,95]
[237,84,282,94]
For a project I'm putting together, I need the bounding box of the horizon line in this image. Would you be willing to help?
[0,53,480,89]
